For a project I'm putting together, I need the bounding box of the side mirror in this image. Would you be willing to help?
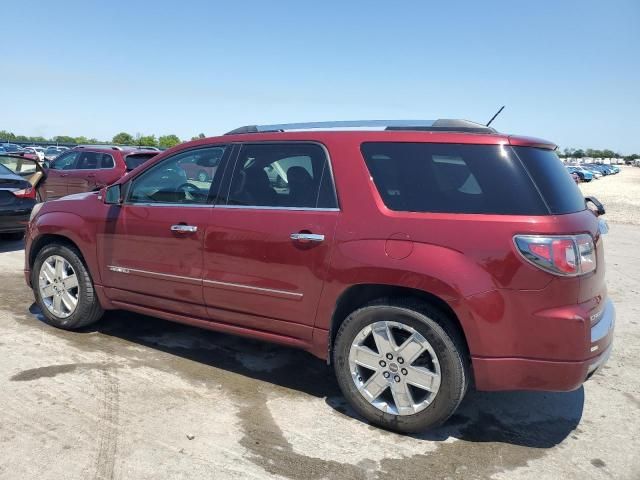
[585,196,605,216]
[105,184,122,205]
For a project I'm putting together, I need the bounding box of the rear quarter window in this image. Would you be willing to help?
[361,142,548,215]
[514,147,586,214]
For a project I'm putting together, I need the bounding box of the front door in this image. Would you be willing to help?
[203,142,339,340]
[99,146,230,317]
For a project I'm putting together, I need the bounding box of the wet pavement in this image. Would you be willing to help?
[0,224,638,480]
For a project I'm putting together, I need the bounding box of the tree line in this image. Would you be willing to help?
[0,130,208,149]
[559,147,639,161]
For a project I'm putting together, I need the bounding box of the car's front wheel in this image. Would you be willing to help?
[32,243,104,329]
[333,300,468,433]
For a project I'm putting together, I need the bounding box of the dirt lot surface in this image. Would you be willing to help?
[579,165,640,225]
[1,208,639,479]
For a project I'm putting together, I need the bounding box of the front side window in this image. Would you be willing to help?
[49,151,79,170]
[225,143,337,208]
[128,146,226,205]
[361,142,548,215]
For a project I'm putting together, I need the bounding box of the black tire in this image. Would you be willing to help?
[32,243,104,329]
[333,299,469,433]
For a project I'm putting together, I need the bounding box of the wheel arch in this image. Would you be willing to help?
[327,283,470,364]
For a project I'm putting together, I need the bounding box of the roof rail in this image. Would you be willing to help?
[225,119,496,135]
[77,144,123,151]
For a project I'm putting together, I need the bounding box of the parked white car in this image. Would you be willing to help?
[22,146,46,161]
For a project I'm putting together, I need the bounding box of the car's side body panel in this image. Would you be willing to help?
[24,130,613,393]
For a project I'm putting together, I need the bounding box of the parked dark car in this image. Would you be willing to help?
[25,119,614,433]
[0,157,38,238]
[42,145,158,200]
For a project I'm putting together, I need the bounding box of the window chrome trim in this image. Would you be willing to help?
[121,202,214,208]
[215,205,339,212]
[107,265,303,299]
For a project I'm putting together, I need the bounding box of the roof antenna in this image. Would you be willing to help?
[486,105,505,127]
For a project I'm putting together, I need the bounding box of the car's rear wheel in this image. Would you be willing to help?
[333,299,468,433]
[32,244,103,329]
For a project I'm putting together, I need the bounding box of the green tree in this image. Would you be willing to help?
[74,136,89,144]
[54,135,76,144]
[191,133,206,141]
[137,134,158,147]
[112,132,134,145]
[158,134,181,149]
[0,130,16,141]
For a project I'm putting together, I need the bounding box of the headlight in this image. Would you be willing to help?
[29,202,44,222]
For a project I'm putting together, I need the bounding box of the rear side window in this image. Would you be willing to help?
[361,142,548,215]
[225,143,337,209]
[514,147,585,214]
[125,153,156,171]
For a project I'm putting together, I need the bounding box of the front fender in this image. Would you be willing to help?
[30,211,101,285]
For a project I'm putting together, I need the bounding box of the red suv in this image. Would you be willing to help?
[41,145,158,200]
[24,120,614,433]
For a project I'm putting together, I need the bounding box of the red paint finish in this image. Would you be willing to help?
[24,129,613,393]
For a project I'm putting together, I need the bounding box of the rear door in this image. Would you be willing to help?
[66,151,123,194]
[43,151,80,199]
[202,142,339,340]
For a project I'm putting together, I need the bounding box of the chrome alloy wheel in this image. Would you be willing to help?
[38,255,79,318]
[348,320,441,416]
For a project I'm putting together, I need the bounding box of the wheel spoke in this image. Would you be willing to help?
[371,322,395,354]
[405,366,439,392]
[41,284,55,298]
[397,333,426,364]
[60,291,77,312]
[63,274,78,289]
[53,294,62,313]
[54,258,64,279]
[350,345,380,370]
[43,262,56,283]
[390,381,414,415]
[360,372,388,402]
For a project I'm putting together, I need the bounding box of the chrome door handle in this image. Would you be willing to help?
[171,224,198,233]
[290,233,325,242]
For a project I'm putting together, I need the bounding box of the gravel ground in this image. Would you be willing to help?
[579,165,640,225]
[0,191,638,479]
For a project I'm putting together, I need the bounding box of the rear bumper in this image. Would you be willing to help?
[473,299,615,391]
[0,209,30,233]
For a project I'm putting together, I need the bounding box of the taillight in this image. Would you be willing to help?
[514,234,596,276]
[12,187,36,199]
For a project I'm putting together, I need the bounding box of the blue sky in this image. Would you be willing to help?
[2,0,639,152]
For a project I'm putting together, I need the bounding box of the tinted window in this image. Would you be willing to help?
[50,151,79,170]
[128,147,226,204]
[226,143,337,208]
[514,147,585,214]
[124,153,156,171]
[101,154,115,168]
[361,143,547,215]
[76,152,113,170]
